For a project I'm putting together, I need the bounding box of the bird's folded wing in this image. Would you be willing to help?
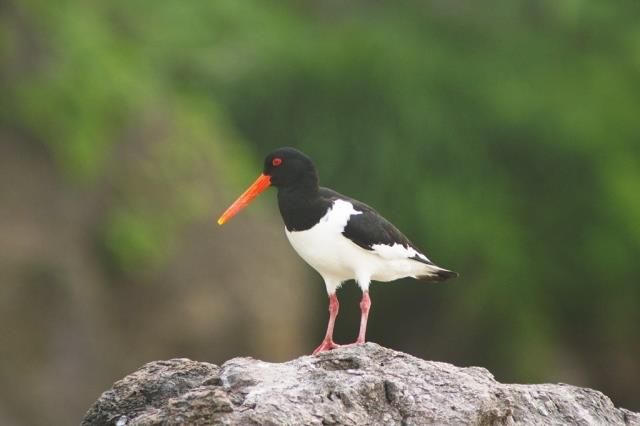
[340,199,433,265]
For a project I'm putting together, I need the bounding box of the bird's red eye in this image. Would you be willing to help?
[272,158,283,167]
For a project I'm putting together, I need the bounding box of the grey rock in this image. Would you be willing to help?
[82,343,639,426]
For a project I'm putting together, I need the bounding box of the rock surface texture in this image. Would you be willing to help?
[83,343,639,425]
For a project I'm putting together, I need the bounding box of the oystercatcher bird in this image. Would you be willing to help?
[218,147,457,354]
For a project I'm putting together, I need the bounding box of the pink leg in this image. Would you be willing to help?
[355,291,371,344]
[313,293,341,355]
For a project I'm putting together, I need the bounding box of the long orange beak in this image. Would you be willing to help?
[217,174,271,225]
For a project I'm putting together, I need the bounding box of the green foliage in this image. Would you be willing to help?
[3,0,255,272]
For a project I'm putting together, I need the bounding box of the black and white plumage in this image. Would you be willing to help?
[218,147,457,354]
[284,188,456,294]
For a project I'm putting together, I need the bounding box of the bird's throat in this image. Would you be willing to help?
[277,185,327,232]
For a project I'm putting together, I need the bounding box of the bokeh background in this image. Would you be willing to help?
[2,1,640,424]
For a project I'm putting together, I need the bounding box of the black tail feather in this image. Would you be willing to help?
[416,268,458,283]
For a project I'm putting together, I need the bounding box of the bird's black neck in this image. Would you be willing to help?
[277,180,329,232]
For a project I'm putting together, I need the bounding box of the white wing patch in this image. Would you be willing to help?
[371,243,431,263]
[321,199,362,230]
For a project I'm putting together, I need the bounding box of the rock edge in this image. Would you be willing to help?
[82,343,639,425]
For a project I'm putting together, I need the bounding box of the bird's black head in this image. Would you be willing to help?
[263,147,318,189]
[217,147,318,225]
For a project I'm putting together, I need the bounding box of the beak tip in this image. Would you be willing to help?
[216,173,270,227]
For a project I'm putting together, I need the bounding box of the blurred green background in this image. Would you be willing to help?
[1,0,639,424]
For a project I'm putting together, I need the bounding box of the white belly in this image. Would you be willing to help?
[284,200,430,287]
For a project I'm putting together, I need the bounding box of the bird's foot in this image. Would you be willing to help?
[312,339,341,355]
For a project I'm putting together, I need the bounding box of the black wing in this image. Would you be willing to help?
[318,187,433,265]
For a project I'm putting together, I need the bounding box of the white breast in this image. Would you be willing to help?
[284,199,434,291]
